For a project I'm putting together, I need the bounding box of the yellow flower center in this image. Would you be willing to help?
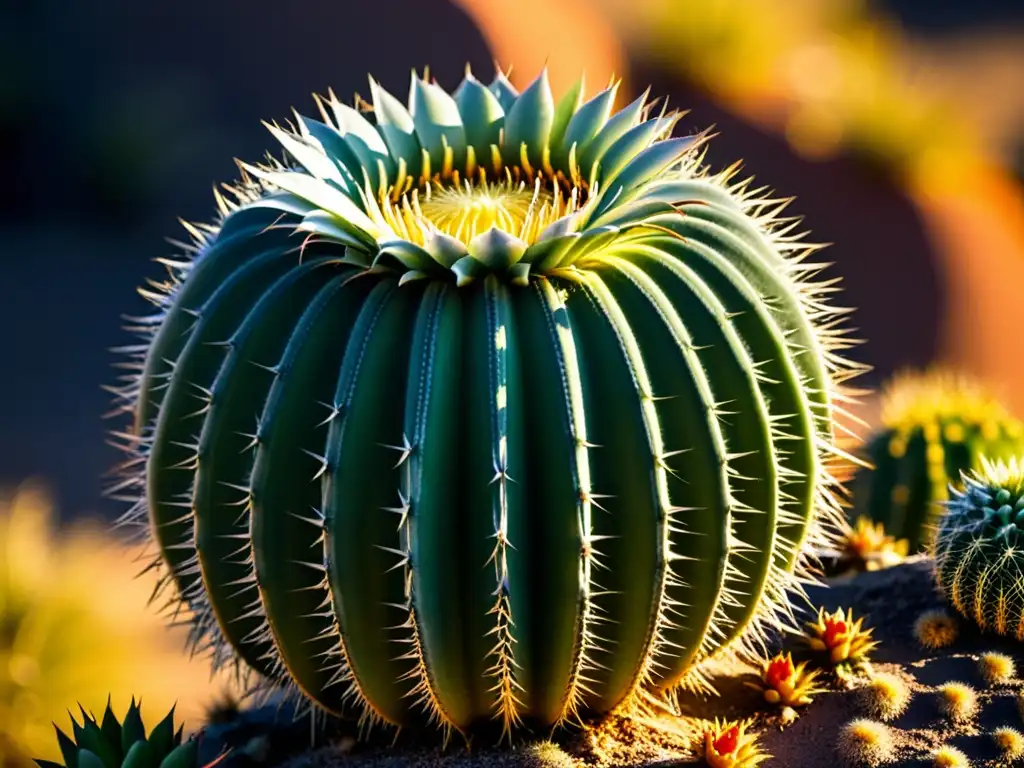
[378,175,586,246]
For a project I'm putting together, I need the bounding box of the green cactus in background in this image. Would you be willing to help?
[852,368,1024,553]
[934,458,1024,640]
[107,66,861,737]
[37,699,199,768]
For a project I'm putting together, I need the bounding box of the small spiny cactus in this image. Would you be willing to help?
[805,606,878,673]
[994,726,1024,761]
[914,609,959,650]
[859,673,911,721]
[835,517,908,574]
[744,652,821,708]
[931,745,970,768]
[852,368,1024,552]
[934,458,1024,640]
[700,719,768,768]
[837,719,894,767]
[937,682,978,723]
[109,64,861,737]
[978,652,1016,686]
[521,741,574,768]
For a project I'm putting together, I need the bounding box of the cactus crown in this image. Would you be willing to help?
[233,68,723,288]
[37,699,195,768]
[880,369,1017,437]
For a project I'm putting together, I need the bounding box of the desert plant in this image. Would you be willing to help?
[914,609,959,650]
[851,369,1024,552]
[36,699,199,768]
[937,682,978,723]
[109,66,860,736]
[0,482,233,767]
[521,741,574,768]
[744,652,820,708]
[805,606,878,672]
[994,726,1024,760]
[700,719,768,768]
[934,458,1024,640]
[931,745,969,768]
[859,673,911,721]
[978,652,1016,686]
[834,516,908,574]
[837,719,893,767]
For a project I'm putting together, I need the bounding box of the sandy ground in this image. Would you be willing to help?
[266,557,1024,768]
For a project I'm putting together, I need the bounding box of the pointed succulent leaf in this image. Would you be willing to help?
[156,741,197,768]
[522,233,581,270]
[263,122,349,189]
[369,78,422,179]
[35,760,66,768]
[450,254,488,286]
[547,74,586,170]
[590,135,697,221]
[576,90,648,179]
[296,211,369,249]
[589,198,676,230]
[55,726,80,768]
[120,701,146,756]
[502,70,554,167]
[296,117,364,184]
[146,706,177,760]
[466,227,527,270]
[76,722,120,768]
[375,240,435,272]
[410,76,467,172]
[453,72,505,160]
[121,741,157,768]
[240,165,382,244]
[328,100,395,191]
[488,70,519,112]
[423,230,469,268]
[77,751,107,768]
[172,726,183,749]
[558,84,619,171]
[507,261,532,286]
[99,700,123,764]
[592,117,677,193]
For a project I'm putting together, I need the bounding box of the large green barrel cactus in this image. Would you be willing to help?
[852,369,1024,553]
[109,68,859,736]
[933,458,1024,639]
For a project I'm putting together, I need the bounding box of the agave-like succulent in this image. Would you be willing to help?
[37,699,199,768]
[109,66,860,737]
[744,652,821,708]
[834,516,908,574]
[804,606,878,672]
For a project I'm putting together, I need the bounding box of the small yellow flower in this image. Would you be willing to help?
[837,517,909,573]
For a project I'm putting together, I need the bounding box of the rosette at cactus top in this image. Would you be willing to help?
[934,458,1024,639]
[853,369,1024,553]
[110,67,860,736]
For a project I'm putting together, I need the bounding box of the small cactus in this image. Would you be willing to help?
[994,726,1024,760]
[937,682,978,723]
[852,368,1024,552]
[521,741,574,768]
[934,458,1024,639]
[805,606,878,672]
[837,719,894,767]
[914,609,959,650]
[744,652,821,708]
[835,517,909,574]
[978,652,1016,686]
[35,699,204,768]
[931,745,970,768]
[859,673,911,721]
[700,719,769,768]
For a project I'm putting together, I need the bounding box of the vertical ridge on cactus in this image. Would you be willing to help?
[105,65,862,738]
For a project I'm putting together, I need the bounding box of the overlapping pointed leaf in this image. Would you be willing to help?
[240,68,703,287]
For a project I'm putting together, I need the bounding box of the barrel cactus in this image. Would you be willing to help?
[933,458,1024,639]
[108,67,860,737]
[852,369,1024,553]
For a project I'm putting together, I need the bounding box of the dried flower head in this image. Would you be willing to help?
[931,745,969,767]
[994,726,1024,760]
[914,609,959,650]
[859,673,911,721]
[837,719,894,767]
[978,652,1016,686]
[937,682,978,723]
